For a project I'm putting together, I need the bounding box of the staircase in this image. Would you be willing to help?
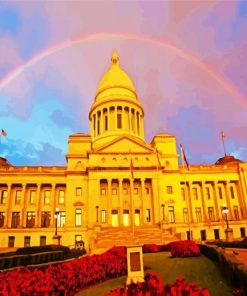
[94,225,178,249]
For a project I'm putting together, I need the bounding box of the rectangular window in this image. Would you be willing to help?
[200,230,207,241]
[181,188,185,200]
[168,206,175,223]
[233,206,239,221]
[186,231,192,240]
[44,190,50,204]
[145,188,150,194]
[214,229,220,240]
[167,186,173,194]
[57,211,66,227]
[0,212,5,227]
[117,113,122,128]
[58,190,65,204]
[24,236,31,247]
[29,190,36,204]
[76,187,82,196]
[101,210,106,223]
[146,209,151,222]
[192,188,198,200]
[26,211,35,228]
[123,188,128,195]
[8,236,15,248]
[183,208,188,223]
[230,186,235,199]
[112,188,117,195]
[104,116,108,131]
[101,188,106,195]
[15,190,21,205]
[41,211,51,227]
[205,187,210,200]
[134,188,138,195]
[195,207,202,222]
[1,190,7,204]
[40,236,46,246]
[240,227,246,238]
[218,187,223,199]
[11,212,20,228]
[75,209,82,226]
[208,207,215,222]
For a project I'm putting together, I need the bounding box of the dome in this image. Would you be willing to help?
[96,50,136,99]
[215,155,243,165]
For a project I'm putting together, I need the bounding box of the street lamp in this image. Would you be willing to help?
[96,205,99,223]
[161,204,165,220]
[54,207,60,236]
[222,203,229,229]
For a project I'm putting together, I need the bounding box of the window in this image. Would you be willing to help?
[192,188,198,200]
[15,190,21,205]
[145,188,150,194]
[117,113,122,128]
[205,187,210,200]
[40,236,46,246]
[57,211,66,227]
[8,236,15,248]
[101,210,106,223]
[26,211,35,228]
[183,208,188,223]
[0,212,5,227]
[233,206,239,221]
[11,212,20,228]
[41,212,51,227]
[29,190,36,204]
[97,119,100,135]
[146,209,151,222]
[75,209,82,226]
[167,186,173,194]
[230,186,235,199]
[44,191,50,204]
[112,188,117,195]
[101,188,106,195]
[186,231,192,240]
[208,207,215,222]
[181,188,185,200]
[195,207,202,222]
[218,187,223,199]
[168,206,175,223]
[240,227,246,238]
[104,115,108,131]
[76,187,82,196]
[24,236,31,247]
[134,188,138,195]
[123,188,128,195]
[58,190,65,204]
[200,230,207,241]
[214,229,220,240]
[1,190,7,204]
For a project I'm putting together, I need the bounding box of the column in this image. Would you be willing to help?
[21,184,27,227]
[239,167,247,218]
[5,183,12,227]
[122,106,125,130]
[187,182,194,223]
[107,179,112,225]
[199,181,207,222]
[236,179,246,219]
[35,183,42,227]
[51,184,56,227]
[130,177,134,225]
[140,179,145,225]
[212,181,220,221]
[107,107,110,131]
[114,106,117,130]
[100,109,103,134]
[134,110,138,134]
[225,181,233,220]
[119,179,123,225]
[129,108,132,133]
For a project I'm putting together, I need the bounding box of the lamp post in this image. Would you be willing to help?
[222,203,229,229]
[222,203,233,242]
[96,205,99,223]
[161,204,165,220]
[54,207,60,236]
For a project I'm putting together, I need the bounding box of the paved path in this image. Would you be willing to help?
[225,248,247,267]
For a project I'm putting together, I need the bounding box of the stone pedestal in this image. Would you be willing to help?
[225,228,233,242]
[126,245,144,285]
[52,235,62,245]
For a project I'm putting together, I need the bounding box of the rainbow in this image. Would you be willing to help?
[0,32,246,109]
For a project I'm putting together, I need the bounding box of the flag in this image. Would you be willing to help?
[221,131,225,139]
[180,144,189,169]
[130,158,134,179]
[1,129,7,137]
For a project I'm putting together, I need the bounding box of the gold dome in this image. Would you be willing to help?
[96,50,136,98]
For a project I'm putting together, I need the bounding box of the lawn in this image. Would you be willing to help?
[75,252,232,296]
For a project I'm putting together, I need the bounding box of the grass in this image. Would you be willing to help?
[75,252,233,296]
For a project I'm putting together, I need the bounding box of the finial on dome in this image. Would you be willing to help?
[111,49,119,65]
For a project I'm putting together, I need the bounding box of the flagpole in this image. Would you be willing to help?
[129,150,135,239]
[221,131,227,156]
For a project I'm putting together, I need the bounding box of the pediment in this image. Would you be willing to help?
[96,136,153,153]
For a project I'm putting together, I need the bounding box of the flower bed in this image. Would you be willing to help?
[105,271,210,296]
[0,246,127,296]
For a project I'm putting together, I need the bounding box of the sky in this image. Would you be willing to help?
[0,0,247,166]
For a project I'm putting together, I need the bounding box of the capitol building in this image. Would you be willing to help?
[0,51,247,250]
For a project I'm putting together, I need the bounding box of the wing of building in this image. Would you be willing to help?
[1,51,247,249]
